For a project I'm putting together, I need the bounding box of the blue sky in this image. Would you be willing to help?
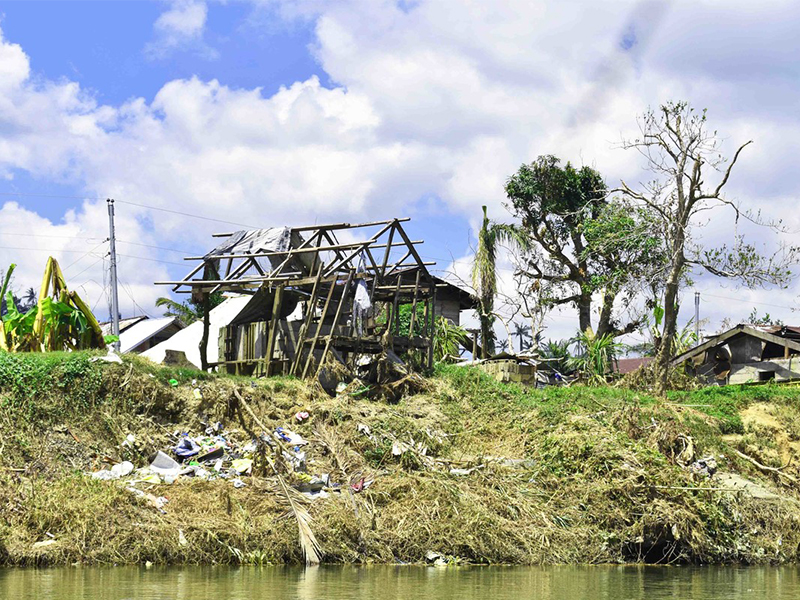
[1,0,799,342]
[0,1,472,285]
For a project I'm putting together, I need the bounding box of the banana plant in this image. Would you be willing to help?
[1,257,105,352]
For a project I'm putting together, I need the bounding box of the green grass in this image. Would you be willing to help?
[1,356,800,565]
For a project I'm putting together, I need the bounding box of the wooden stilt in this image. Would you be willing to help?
[302,276,338,379]
[408,269,421,337]
[264,284,285,376]
[316,270,354,376]
[290,263,323,376]
[200,292,211,371]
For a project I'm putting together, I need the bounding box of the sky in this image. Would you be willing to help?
[1,0,799,347]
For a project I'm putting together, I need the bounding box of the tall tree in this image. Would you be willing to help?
[472,205,529,358]
[504,155,663,338]
[619,101,795,394]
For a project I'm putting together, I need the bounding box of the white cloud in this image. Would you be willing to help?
[146,0,216,59]
[2,1,800,337]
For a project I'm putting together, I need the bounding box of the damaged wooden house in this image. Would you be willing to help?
[672,324,800,385]
[156,218,444,383]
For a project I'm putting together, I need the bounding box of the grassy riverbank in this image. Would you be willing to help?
[1,351,800,566]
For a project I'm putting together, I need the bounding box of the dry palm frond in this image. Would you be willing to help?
[233,388,323,565]
[314,424,356,478]
[272,468,322,565]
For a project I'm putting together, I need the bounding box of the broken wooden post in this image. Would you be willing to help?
[265,284,285,376]
[290,264,323,376]
[200,291,211,371]
[316,269,354,376]
[408,269,421,337]
[302,277,338,379]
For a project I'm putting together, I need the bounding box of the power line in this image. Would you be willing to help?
[117,240,193,254]
[63,241,110,272]
[118,277,152,318]
[0,191,103,201]
[70,255,107,280]
[116,199,255,229]
[0,245,107,254]
[0,232,105,241]
[116,253,185,266]
[0,191,256,229]
[698,291,796,312]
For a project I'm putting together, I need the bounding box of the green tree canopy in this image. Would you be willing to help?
[504,155,665,338]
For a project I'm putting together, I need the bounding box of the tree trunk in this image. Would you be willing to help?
[480,313,495,358]
[577,293,592,334]
[199,292,211,371]
[654,256,684,395]
[596,290,615,338]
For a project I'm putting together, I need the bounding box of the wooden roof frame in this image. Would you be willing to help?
[671,324,800,366]
[155,217,436,296]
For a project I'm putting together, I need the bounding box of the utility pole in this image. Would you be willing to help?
[694,291,700,342]
[107,198,121,351]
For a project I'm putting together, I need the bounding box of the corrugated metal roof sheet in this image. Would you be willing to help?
[119,316,182,353]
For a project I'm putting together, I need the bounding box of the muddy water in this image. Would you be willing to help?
[2,565,800,599]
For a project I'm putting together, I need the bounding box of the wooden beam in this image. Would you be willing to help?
[408,269,421,337]
[264,284,284,376]
[379,221,396,281]
[302,277,339,379]
[200,292,211,371]
[393,221,435,284]
[316,270,354,377]
[323,221,396,277]
[290,264,323,376]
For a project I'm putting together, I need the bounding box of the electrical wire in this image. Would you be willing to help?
[116,240,193,254]
[70,254,108,280]
[116,199,255,229]
[116,253,185,267]
[0,191,256,229]
[0,232,105,241]
[118,277,152,318]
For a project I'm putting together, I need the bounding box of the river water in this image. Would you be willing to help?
[2,565,799,599]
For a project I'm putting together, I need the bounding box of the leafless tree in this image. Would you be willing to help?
[619,101,796,394]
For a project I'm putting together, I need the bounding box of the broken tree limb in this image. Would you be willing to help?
[735,449,798,484]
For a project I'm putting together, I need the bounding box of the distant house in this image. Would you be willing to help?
[615,356,652,375]
[431,276,478,326]
[672,324,800,385]
[142,296,251,369]
[101,315,185,354]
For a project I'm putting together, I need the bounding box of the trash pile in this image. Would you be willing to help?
[88,413,372,508]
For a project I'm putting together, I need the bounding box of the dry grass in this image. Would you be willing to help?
[1,354,800,565]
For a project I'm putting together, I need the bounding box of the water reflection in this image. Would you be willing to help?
[1,564,799,600]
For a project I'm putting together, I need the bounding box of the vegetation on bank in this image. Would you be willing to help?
[1,352,800,566]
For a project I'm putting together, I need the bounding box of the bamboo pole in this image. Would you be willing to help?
[290,264,323,376]
[316,270,354,376]
[302,277,338,379]
[408,269,421,337]
[264,284,285,376]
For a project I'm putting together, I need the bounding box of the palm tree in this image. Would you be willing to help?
[22,287,37,312]
[471,206,529,358]
[497,338,509,352]
[155,297,202,324]
[513,321,532,353]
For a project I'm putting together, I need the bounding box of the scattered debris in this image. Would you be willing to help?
[690,456,718,478]
[449,465,484,476]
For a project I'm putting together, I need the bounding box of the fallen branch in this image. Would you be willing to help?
[735,449,798,484]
